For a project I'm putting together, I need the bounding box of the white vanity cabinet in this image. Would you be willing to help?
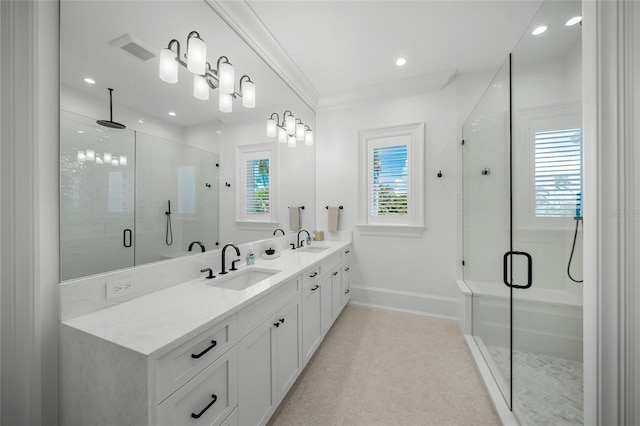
[237,279,301,426]
[341,247,352,306]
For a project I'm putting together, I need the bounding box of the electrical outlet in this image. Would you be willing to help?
[106,279,135,300]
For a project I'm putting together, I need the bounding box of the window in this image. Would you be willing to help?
[236,143,278,225]
[358,123,425,237]
[534,128,582,218]
[178,165,196,214]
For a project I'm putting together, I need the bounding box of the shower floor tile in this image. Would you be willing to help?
[487,345,583,425]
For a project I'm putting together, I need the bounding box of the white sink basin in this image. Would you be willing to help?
[296,245,330,254]
[210,268,280,291]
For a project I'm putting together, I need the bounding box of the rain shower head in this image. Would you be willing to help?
[96,88,126,130]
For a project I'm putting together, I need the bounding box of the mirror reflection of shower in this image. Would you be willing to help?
[568,192,583,283]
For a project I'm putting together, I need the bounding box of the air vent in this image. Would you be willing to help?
[109,34,156,62]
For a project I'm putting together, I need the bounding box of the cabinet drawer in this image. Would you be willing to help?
[301,265,321,290]
[157,347,237,426]
[238,279,299,337]
[342,259,351,283]
[157,315,238,403]
[342,246,352,259]
[321,253,341,273]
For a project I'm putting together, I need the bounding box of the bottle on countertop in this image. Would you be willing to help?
[246,248,255,265]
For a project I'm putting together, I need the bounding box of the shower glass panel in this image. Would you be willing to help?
[462,57,512,406]
[510,0,583,423]
[135,133,219,264]
[60,111,136,280]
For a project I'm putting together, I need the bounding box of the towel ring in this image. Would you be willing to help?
[325,206,343,209]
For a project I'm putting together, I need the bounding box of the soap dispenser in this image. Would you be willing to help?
[246,248,255,265]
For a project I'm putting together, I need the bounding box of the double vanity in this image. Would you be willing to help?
[60,239,352,426]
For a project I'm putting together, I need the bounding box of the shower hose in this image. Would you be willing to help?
[165,200,173,246]
[567,217,583,283]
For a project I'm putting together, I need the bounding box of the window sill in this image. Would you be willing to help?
[357,223,425,238]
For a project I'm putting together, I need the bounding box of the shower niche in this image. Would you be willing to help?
[60,110,219,281]
[462,0,583,424]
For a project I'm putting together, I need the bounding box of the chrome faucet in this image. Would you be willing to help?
[220,243,240,275]
[297,230,310,248]
[273,228,285,236]
[188,241,205,252]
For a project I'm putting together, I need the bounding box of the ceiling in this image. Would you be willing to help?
[246,0,544,102]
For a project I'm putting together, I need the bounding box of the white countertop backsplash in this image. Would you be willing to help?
[61,234,351,357]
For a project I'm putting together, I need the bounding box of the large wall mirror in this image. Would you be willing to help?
[60,1,316,281]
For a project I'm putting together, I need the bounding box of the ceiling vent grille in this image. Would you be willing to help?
[109,34,156,62]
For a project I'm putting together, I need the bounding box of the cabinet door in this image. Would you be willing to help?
[320,275,332,333]
[275,297,301,400]
[302,283,322,363]
[331,267,342,318]
[238,317,277,426]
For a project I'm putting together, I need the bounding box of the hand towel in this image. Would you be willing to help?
[290,206,301,231]
[328,206,339,233]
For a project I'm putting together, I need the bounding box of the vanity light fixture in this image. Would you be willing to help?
[159,31,256,113]
[532,25,548,36]
[565,16,582,26]
[76,150,127,167]
[266,110,313,147]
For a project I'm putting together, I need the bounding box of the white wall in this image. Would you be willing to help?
[316,81,480,319]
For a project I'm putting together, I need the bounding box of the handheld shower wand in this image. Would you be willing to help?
[567,192,583,283]
[165,200,173,246]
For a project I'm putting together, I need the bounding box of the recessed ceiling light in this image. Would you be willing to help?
[532,25,548,36]
[565,16,582,26]
[168,112,176,116]
[77,130,85,134]
[84,78,96,84]
[138,119,144,124]
[396,58,407,66]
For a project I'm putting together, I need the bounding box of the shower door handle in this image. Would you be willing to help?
[123,229,132,248]
[503,251,532,289]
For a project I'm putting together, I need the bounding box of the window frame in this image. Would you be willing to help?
[235,143,278,227]
[357,123,425,237]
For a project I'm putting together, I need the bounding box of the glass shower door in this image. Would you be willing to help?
[462,57,512,407]
[509,0,584,423]
[60,111,135,280]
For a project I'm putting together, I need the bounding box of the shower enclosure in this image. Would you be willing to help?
[60,110,220,281]
[462,1,583,424]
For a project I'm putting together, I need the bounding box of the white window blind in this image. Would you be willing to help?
[370,145,408,216]
[534,128,582,218]
[245,158,270,215]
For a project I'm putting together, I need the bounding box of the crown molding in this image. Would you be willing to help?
[317,69,457,111]
[205,0,320,111]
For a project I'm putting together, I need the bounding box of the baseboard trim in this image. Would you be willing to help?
[349,285,457,320]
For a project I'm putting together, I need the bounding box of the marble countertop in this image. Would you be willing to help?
[62,240,350,357]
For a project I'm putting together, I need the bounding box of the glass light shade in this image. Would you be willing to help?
[193,75,209,100]
[219,62,235,95]
[288,134,297,148]
[103,153,112,163]
[219,92,233,113]
[305,129,314,146]
[278,127,287,143]
[267,119,277,137]
[285,115,296,134]
[159,48,178,83]
[296,123,305,141]
[77,151,86,162]
[112,159,119,166]
[85,149,95,161]
[186,35,206,75]
[95,157,104,165]
[242,80,255,108]
[119,155,128,166]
